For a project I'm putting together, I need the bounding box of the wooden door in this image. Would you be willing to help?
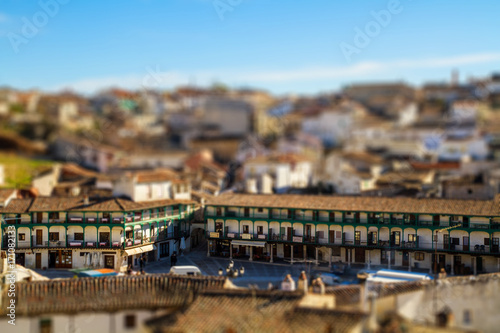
[37,212,43,223]
[284,245,291,258]
[306,225,311,237]
[402,251,409,266]
[36,230,43,245]
[287,227,292,241]
[36,253,42,269]
[354,248,365,263]
[104,255,114,269]
[329,230,335,244]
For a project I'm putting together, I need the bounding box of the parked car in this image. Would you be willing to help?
[169,265,202,276]
[312,271,342,286]
[330,261,347,275]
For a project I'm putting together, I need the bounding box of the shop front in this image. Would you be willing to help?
[48,250,73,269]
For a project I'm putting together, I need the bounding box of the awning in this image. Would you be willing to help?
[124,244,155,256]
[231,240,266,247]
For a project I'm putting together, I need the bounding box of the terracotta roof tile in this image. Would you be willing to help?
[206,194,499,216]
[1,275,227,317]
[0,198,33,214]
[0,197,195,213]
[0,188,16,202]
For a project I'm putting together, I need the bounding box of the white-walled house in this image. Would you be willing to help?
[323,152,383,195]
[243,154,314,194]
[113,169,191,202]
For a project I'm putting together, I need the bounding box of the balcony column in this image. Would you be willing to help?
[290,245,294,265]
[367,250,371,270]
[29,228,32,248]
[315,247,318,266]
[450,255,454,275]
[347,248,351,268]
[303,245,306,261]
[473,257,477,276]
[388,251,391,269]
[65,227,68,247]
[270,245,274,263]
[328,248,332,268]
[249,246,253,261]
[229,242,233,259]
[97,228,100,248]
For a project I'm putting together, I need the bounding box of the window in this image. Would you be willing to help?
[49,233,59,241]
[49,212,59,220]
[243,225,250,234]
[160,242,169,258]
[415,252,425,261]
[74,233,84,241]
[126,230,133,239]
[40,319,52,333]
[124,314,136,329]
[18,233,25,241]
[257,207,264,213]
[244,207,250,217]
[257,226,263,234]
[99,232,110,242]
[463,310,472,325]
[408,234,416,242]
[354,231,361,245]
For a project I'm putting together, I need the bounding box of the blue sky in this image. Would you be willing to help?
[1,0,500,95]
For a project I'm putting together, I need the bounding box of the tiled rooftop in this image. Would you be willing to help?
[206,193,500,216]
[0,196,196,214]
[0,275,227,316]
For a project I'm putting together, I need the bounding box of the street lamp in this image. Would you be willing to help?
[218,268,223,276]
[433,224,461,275]
[239,266,245,276]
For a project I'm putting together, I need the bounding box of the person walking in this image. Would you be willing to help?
[139,255,144,271]
[171,251,177,266]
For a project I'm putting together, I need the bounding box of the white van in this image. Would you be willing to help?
[169,265,202,276]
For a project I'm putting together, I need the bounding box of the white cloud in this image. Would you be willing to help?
[52,52,500,94]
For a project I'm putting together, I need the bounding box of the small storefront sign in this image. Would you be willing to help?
[210,232,220,238]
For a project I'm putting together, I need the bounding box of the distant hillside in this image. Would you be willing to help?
[0,153,54,188]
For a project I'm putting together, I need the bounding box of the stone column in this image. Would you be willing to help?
[315,247,319,266]
[270,245,274,263]
[450,255,454,275]
[303,245,307,261]
[229,242,233,260]
[473,257,477,276]
[408,252,412,272]
[249,246,253,261]
[328,248,332,268]
[207,241,210,257]
[388,251,391,270]
[291,245,294,265]
[347,248,351,268]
